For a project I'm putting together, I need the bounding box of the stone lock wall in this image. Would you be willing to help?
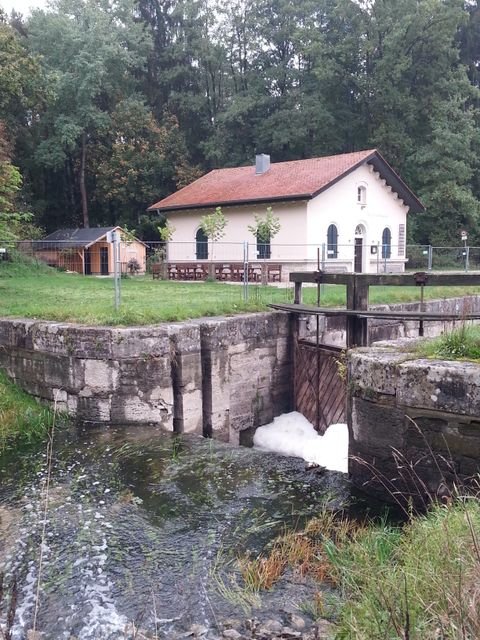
[348,341,480,503]
[0,313,293,443]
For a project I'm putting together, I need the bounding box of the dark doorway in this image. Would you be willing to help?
[354,238,363,273]
[100,247,109,275]
[84,248,92,275]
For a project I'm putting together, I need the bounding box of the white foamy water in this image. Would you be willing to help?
[253,412,349,473]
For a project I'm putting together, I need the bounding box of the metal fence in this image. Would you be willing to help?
[405,245,480,272]
[2,240,480,278]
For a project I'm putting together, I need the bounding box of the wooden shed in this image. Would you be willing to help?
[33,227,147,275]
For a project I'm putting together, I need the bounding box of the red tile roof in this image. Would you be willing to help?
[148,149,424,213]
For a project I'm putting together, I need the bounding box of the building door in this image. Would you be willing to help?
[84,248,92,275]
[100,247,109,275]
[354,238,363,273]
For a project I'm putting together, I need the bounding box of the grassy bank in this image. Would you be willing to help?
[417,324,480,361]
[0,370,55,450]
[239,499,480,639]
[2,260,480,325]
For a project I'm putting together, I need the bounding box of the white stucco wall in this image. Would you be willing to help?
[165,201,309,262]
[307,164,409,272]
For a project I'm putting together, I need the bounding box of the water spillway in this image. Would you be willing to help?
[0,425,349,640]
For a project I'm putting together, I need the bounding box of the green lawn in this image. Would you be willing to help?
[1,261,480,325]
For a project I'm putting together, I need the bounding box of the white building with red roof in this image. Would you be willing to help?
[148,150,424,277]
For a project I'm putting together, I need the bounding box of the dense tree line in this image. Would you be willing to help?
[0,0,480,244]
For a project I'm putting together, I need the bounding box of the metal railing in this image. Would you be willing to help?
[2,240,480,277]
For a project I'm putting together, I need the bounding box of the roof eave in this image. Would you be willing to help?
[368,153,425,213]
[148,193,312,213]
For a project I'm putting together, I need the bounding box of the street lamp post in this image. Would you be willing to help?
[461,230,469,272]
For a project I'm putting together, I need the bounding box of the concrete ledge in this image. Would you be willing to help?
[348,341,480,503]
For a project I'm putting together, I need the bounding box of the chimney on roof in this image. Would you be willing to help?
[255,153,270,175]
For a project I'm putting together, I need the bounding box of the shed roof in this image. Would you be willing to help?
[35,227,146,249]
[148,149,425,214]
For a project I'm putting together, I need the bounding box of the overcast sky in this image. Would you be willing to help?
[1,0,48,16]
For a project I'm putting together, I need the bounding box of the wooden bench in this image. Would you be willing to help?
[267,264,282,282]
[151,263,163,279]
[172,263,208,280]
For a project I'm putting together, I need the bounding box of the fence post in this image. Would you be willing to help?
[321,243,326,271]
[428,245,433,271]
[376,242,380,273]
[466,245,470,272]
[113,234,121,310]
[243,241,248,302]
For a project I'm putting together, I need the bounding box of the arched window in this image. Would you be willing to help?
[327,224,338,259]
[257,233,271,259]
[196,228,208,259]
[357,185,367,205]
[382,227,391,259]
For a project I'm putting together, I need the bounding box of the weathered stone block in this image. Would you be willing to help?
[32,324,114,359]
[110,326,171,359]
[110,394,173,426]
[181,389,203,434]
[351,396,407,451]
[76,396,111,422]
[349,348,411,396]
[84,359,119,392]
[397,359,480,414]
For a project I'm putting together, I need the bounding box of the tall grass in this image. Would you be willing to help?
[237,496,480,639]
[330,499,480,639]
[417,324,480,361]
[0,370,55,451]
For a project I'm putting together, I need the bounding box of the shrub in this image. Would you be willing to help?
[127,257,141,275]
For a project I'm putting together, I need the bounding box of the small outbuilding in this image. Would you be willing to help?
[33,227,147,275]
[148,149,424,276]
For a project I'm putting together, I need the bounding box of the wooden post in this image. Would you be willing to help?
[346,277,355,349]
[261,263,268,285]
[346,275,369,348]
[294,281,302,304]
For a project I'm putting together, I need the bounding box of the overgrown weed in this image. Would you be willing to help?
[0,371,57,451]
[238,510,361,592]
[416,323,480,361]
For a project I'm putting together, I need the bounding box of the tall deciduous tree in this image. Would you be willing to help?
[0,122,33,241]
[27,0,152,227]
[95,97,200,226]
[0,19,42,130]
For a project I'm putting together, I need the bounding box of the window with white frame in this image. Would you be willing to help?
[357,185,367,205]
[195,228,208,259]
[382,227,392,259]
[327,224,338,258]
[256,232,271,259]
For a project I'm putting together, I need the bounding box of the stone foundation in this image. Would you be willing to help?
[348,341,480,504]
[0,313,293,443]
[1,296,478,449]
